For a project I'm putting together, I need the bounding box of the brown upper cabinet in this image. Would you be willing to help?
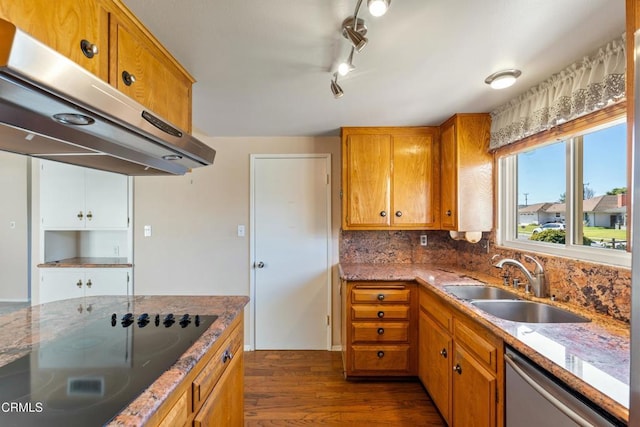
[0,0,194,132]
[341,127,440,230]
[439,114,493,233]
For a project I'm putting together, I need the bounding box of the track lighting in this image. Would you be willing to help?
[329,0,391,98]
[331,74,344,98]
[367,0,391,17]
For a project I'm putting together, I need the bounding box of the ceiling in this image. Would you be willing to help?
[122,0,625,137]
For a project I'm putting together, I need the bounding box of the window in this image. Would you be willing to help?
[498,117,630,267]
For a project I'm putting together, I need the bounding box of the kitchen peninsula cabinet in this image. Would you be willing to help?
[39,268,130,304]
[419,286,503,426]
[341,280,418,377]
[40,160,128,229]
[439,114,493,233]
[341,127,440,230]
[0,0,194,132]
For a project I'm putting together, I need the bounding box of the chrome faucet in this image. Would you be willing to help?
[493,255,547,297]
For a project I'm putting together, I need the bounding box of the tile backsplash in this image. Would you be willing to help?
[340,230,631,322]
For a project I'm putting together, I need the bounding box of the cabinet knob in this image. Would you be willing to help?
[379,211,387,217]
[86,279,92,288]
[77,211,84,220]
[395,211,402,217]
[453,363,462,374]
[446,210,452,217]
[76,280,83,288]
[80,39,99,58]
[256,261,265,269]
[440,348,448,358]
[222,349,233,363]
[377,311,385,318]
[377,327,385,335]
[122,70,136,86]
[377,351,385,358]
[377,293,385,301]
[86,211,93,221]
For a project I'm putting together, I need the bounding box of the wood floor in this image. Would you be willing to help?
[244,350,446,426]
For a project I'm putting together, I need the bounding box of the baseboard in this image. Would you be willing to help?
[331,345,342,351]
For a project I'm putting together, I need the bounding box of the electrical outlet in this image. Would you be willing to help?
[420,235,428,246]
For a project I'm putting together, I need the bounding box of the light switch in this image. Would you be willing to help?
[237,225,245,237]
[144,225,152,237]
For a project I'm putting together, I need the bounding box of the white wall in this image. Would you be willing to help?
[133,136,342,346]
[0,152,29,301]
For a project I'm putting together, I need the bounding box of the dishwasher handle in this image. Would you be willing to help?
[505,353,594,427]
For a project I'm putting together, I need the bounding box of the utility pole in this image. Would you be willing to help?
[523,193,529,206]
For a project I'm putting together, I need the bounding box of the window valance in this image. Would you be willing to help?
[489,33,626,150]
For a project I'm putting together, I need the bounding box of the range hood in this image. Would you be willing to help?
[0,18,216,176]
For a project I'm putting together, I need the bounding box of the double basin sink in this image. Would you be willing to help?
[443,285,590,323]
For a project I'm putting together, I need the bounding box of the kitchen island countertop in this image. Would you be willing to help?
[340,263,630,425]
[0,294,249,426]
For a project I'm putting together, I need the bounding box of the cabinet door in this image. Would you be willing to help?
[40,269,85,304]
[0,0,108,79]
[343,134,391,228]
[452,344,497,427]
[110,15,192,131]
[419,310,452,425]
[193,352,244,427]
[440,122,457,230]
[392,133,439,228]
[40,161,86,229]
[84,168,128,229]
[83,269,130,297]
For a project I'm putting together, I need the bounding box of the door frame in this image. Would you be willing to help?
[249,153,332,351]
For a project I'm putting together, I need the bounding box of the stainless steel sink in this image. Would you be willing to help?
[470,300,590,323]
[444,285,520,300]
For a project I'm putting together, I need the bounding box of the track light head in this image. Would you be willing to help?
[330,74,344,99]
[338,49,356,76]
[342,17,368,52]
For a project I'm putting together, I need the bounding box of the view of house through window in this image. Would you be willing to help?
[514,121,627,251]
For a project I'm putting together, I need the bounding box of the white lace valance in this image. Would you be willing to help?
[490,33,626,150]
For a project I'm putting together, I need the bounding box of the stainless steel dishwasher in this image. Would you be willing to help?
[505,347,622,426]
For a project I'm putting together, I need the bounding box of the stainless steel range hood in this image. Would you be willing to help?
[0,18,216,176]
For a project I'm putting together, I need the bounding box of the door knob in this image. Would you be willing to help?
[256,261,265,268]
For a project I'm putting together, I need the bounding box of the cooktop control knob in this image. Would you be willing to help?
[163,313,175,327]
[195,314,200,327]
[155,314,160,327]
[137,313,150,327]
[121,313,134,327]
[179,314,191,328]
[111,313,117,327]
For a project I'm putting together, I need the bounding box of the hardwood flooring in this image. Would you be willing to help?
[244,350,446,426]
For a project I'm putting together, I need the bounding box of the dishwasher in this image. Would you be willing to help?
[505,347,623,426]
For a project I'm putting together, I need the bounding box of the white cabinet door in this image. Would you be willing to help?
[40,161,86,229]
[40,160,128,229]
[84,169,128,229]
[40,268,130,304]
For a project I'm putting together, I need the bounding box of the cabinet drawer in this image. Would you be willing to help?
[352,322,409,343]
[352,287,411,303]
[352,305,410,321]
[352,345,411,372]
[454,319,497,372]
[192,322,243,410]
[420,287,453,332]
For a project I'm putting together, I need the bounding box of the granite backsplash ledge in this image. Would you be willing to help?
[340,230,631,322]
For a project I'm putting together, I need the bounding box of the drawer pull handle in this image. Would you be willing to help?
[86,279,92,288]
[377,351,385,358]
[377,328,384,335]
[377,311,385,318]
[453,363,462,374]
[440,348,447,358]
[222,349,233,363]
[446,210,452,217]
[77,211,84,220]
[76,280,83,288]
[377,294,385,301]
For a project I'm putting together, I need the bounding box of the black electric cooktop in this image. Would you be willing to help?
[0,313,217,427]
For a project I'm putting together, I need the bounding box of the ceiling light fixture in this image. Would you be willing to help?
[484,69,522,90]
[367,0,391,17]
[331,73,344,99]
[330,0,392,98]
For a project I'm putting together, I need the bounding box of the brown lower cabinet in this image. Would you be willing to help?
[149,313,244,427]
[419,286,504,427]
[341,280,418,378]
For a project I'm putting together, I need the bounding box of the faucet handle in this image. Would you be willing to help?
[523,255,544,274]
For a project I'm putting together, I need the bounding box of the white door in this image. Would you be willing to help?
[252,154,331,350]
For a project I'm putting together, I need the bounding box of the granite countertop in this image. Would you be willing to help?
[37,257,133,268]
[339,263,630,425]
[0,295,249,426]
